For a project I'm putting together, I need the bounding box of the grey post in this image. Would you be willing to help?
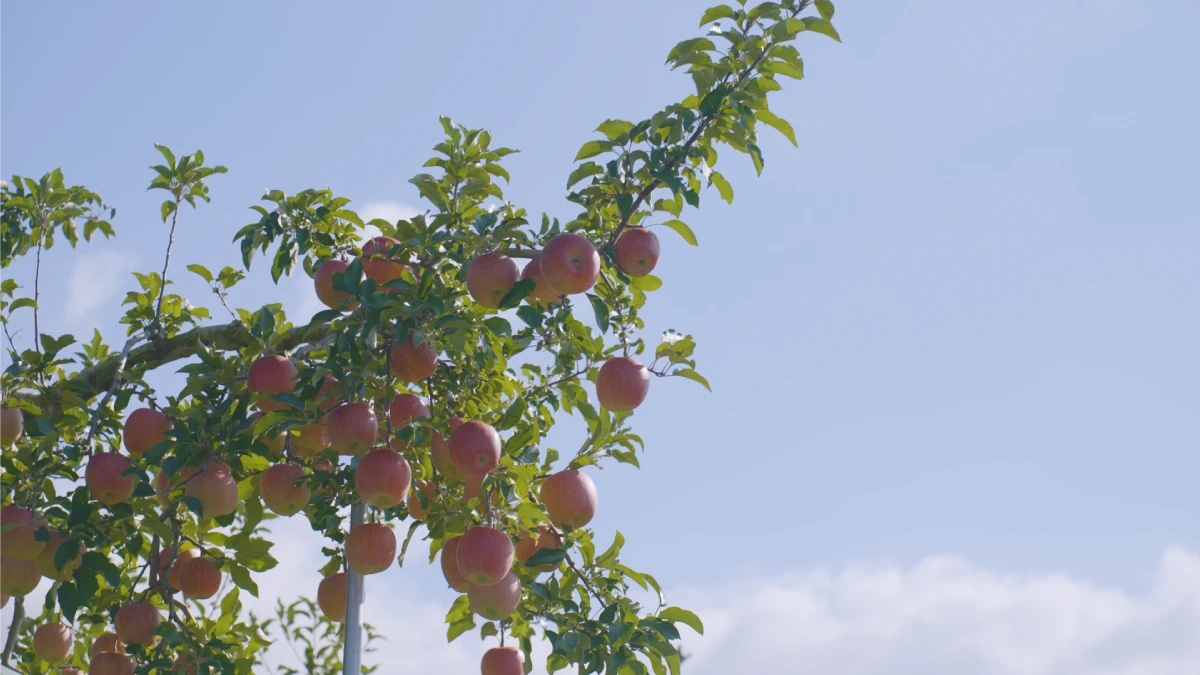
[343,502,365,674]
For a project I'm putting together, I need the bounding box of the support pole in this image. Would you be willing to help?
[343,502,365,675]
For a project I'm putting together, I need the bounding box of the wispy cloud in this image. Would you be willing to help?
[65,250,138,319]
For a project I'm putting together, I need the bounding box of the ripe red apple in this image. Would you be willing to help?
[406,480,433,520]
[481,646,526,675]
[595,356,650,412]
[292,421,328,456]
[260,463,311,516]
[520,258,564,307]
[121,407,171,456]
[345,522,396,575]
[467,252,521,309]
[463,471,485,506]
[614,227,661,277]
[431,417,464,480]
[35,530,84,581]
[515,524,562,573]
[468,571,522,620]
[449,420,501,477]
[1,406,24,445]
[360,236,411,291]
[185,460,239,518]
[456,526,514,586]
[32,622,72,663]
[115,601,161,646]
[387,394,429,449]
[159,547,201,590]
[389,335,439,383]
[248,412,287,456]
[540,469,598,529]
[314,258,360,310]
[317,572,347,621]
[90,632,124,656]
[248,355,299,412]
[89,652,135,675]
[0,504,46,559]
[355,449,411,508]
[86,453,136,506]
[326,403,377,456]
[178,556,221,600]
[155,466,198,508]
[440,536,470,592]
[539,233,600,295]
[0,554,40,596]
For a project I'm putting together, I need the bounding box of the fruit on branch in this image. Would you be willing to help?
[32,622,73,663]
[171,654,200,675]
[314,258,360,310]
[121,407,171,456]
[389,335,439,383]
[91,632,124,656]
[467,252,520,309]
[248,412,286,456]
[0,554,40,595]
[86,453,137,506]
[345,522,396,575]
[115,601,161,647]
[159,547,201,590]
[185,460,239,518]
[0,504,46,559]
[388,393,430,450]
[456,526,514,586]
[520,257,565,306]
[327,402,377,456]
[260,463,312,516]
[595,356,650,412]
[292,421,329,456]
[361,236,411,291]
[515,524,562,573]
[248,355,299,412]
[317,571,347,621]
[88,651,135,675]
[178,555,222,600]
[463,471,485,506]
[155,465,198,508]
[35,530,84,581]
[315,376,345,412]
[0,406,23,445]
[481,645,526,675]
[614,227,661,277]
[467,570,522,620]
[540,469,598,529]
[540,233,600,295]
[439,536,470,592]
[355,448,411,508]
[407,479,434,520]
[449,420,501,476]
[431,417,464,480]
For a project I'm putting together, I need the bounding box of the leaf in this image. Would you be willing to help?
[229,564,260,597]
[801,16,841,42]
[596,119,633,140]
[755,109,797,146]
[524,546,567,568]
[763,59,804,80]
[498,278,535,310]
[186,264,213,283]
[587,294,610,334]
[575,140,613,161]
[498,397,528,431]
[567,162,605,189]
[699,4,737,26]
[815,0,835,20]
[160,200,176,224]
[673,368,712,392]
[659,606,704,635]
[9,297,36,311]
[57,582,78,622]
[709,172,734,204]
[630,275,663,292]
[666,38,716,64]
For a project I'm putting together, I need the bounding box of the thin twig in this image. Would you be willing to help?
[153,197,183,323]
[1,596,23,666]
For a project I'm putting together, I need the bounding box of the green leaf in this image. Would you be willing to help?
[816,0,835,20]
[801,16,841,42]
[658,219,698,246]
[659,606,704,635]
[666,38,716,64]
[709,172,734,204]
[447,616,476,641]
[525,547,567,567]
[699,4,737,26]
[229,564,260,597]
[498,278,535,310]
[673,368,712,392]
[755,110,797,146]
[186,263,214,283]
[575,140,613,161]
[9,297,36,311]
[630,275,663,292]
[596,119,633,140]
[763,59,804,80]
[57,582,78,622]
[587,294,610,334]
[160,200,176,224]
[498,397,528,431]
[567,162,605,189]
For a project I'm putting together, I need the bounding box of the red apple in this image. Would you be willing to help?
[292,421,328,457]
[515,524,562,573]
[614,227,661,277]
[456,526,514,586]
[248,412,286,456]
[345,522,396,575]
[260,463,311,516]
[520,258,564,307]
[595,356,650,412]
[0,554,40,596]
[387,394,429,449]
[467,252,521,309]
[315,376,345,412]
[326,403,377,456]
[449,420,501,477]
[463,471,485,507]
[86,453,136,506]
[407,480,433,520]
[440,536,470,592]
[314,258,359,310]
[360,236,411,291]
[355,449,411,508]
[1,406,24,445]
[481,646,526,675]
[389,336,439,383]
[431,417,464,480]
[89,652,134,675]
[468,571,522,620]
[178,555,221,600]
[90,632,124,656]
[248,355,299,412]
[115,602,160,646]
[540,469,598,529]
[35,530,84,581]
[539,233,600,295]
[0,504,46,559]
[185,460,239,518]
[317,572,347,621]
[32,622,72,663]
[171,654,200,675]
[159,547,201,591]
[121,407,171,456]
[155,466,198,508]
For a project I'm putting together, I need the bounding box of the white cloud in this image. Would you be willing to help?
[65,250,138,319]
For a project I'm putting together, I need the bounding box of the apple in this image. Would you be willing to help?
[260,463,311,516]
[449,420,501,476]
[155,466,197,508]
[292,421,329,456]
[317,572,347,621]
[1,406,24,445]
[540,469,598,529]
[315,375,345,412]
[439,536,470,592]
[407,480,434,520]
[178,555,221,600]
[345,522,396,575]
[159,547,201,590]
[314,258,360,310]
[463,471,485,506]
[32,622,72,663]
[247,355,299,412]
[171,654,199,675]
[185,460,238,518]
[0,554,40,596]
[90,632,124,656]
[467,252,521,309]
[248,412,286,456]
[121,407,171,456]
[520,258,564,306]
[456,526,514,586]
[86,453,136,506]
[515,524,562,573]
[326,402,377,456]
[115,601,161,646]
[539,233,600,295]
[360,236,411,291]
[355,448,411,508]
[35,530,84,581]
[431,417,464,480]
[468,571,522,620]
[89,652,135,675]
[481,646,526,675]
[595,356,649,412]
[0,504,46,559]
[389,335,439,383]
[387,394,429,449]
[614,227,660,277]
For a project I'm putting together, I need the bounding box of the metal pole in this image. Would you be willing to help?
[343,502,365,675]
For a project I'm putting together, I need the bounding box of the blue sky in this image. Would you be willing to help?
[3,2,1199,673]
